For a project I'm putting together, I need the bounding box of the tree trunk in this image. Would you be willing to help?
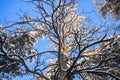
[59,41,69,79]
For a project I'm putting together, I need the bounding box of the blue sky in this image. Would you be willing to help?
[0,0,34,24]
[0,0,98,80]
[0,0,97,22]
[0,0,23,22]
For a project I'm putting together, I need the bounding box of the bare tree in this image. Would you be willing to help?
[0,0,120,80]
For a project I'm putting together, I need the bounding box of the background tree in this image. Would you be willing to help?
[0,0,120,80]
[93,0,120,19]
